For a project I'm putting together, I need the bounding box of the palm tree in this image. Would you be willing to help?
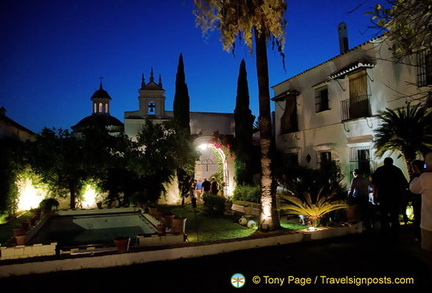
[194,0,287,230]
[374,103,432,178]
[278,187,347,228]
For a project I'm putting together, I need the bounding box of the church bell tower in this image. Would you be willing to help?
[138,69,166,118]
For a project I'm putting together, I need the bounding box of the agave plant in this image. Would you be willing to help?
[278,187,347,228]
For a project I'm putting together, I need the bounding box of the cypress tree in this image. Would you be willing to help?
[234,59,255,185]
[173,53,191,136]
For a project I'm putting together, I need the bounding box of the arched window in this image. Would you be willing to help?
[148,102,156,115]
[98,103,104,113]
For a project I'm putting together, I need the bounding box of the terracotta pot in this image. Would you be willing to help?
[172,218,187,234]
[15,234,27,245]
[114,238,130,253]
[156,225,166,235]
[163,214,175,228]
[13,227,25,236]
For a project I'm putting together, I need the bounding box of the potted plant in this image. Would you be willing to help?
[39,198,59,217]
[172,215,187,235]
[114,236,130,253]
[13,226,25,236]
[15,233,27,245]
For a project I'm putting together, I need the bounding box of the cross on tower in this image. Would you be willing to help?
[99,76,104,88]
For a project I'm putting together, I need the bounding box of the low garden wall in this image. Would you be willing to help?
[0,223,362,277]
[0,242,57,260]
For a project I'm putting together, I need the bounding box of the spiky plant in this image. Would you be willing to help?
[278,187,347,228]
[374,103,432,178]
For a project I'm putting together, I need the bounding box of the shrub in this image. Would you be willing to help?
[278,187,347,227]
[233,185,260,203]
[39,198,60,211]
[203,193,225,215]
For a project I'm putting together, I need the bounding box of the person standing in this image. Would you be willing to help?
[348,169,372,230]
[201,178,211,194]
[195,179,202,203]
[409,153,432,252]
[407,160,424,241]
[210,177,219,195]
[371,157,408,240]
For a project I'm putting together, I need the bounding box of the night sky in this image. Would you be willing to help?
[1,0,382,133]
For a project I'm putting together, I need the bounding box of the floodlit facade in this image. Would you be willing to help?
[272,30,432,186]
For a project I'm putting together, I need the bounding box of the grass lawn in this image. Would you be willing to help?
[0,205,306,245]
[161,204,306,243]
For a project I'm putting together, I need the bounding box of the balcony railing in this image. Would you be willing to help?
[341,96,371,121]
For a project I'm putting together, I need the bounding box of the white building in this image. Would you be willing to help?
[271,24,431,186]
[124,70,236,199]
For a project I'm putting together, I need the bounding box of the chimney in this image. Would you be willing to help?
[0,106,6,117]
[338,22,349,54]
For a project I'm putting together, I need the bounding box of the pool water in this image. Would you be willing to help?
[27,209,157,248]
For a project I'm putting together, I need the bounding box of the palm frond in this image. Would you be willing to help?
[278,187,348,227]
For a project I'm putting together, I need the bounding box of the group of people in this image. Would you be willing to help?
[348,155,432,252]
[191,177,220,203]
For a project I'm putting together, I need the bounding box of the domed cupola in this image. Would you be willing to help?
[91,82,112,115]
[71,81,123,135]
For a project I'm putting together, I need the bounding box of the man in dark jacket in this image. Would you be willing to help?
[201,178,211,194]
[371,157,408,240]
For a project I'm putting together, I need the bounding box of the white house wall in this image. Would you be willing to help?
[272,38,421,186]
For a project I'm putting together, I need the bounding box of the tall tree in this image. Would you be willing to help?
[194,0,287,230]
[234,59,255,185]
[129,120,197,203]
[29,128,86,209]
[173,53,191,136]
[374,103,432,179]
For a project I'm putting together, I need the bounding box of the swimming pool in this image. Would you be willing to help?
[26,208,158,248]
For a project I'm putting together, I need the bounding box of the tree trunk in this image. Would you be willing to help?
[69,179,76,209]
[403,152,415,180]
[255,29,280,231]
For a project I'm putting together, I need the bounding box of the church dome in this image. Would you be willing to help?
[71,82,123,134]
[90,85,112,100]
[71,114,123,132]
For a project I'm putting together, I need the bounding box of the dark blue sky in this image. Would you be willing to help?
[0,0,382,133]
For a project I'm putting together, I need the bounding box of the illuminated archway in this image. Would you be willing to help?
[193,136,235,196]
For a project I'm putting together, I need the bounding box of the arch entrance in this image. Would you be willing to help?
[193,136,235,196]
